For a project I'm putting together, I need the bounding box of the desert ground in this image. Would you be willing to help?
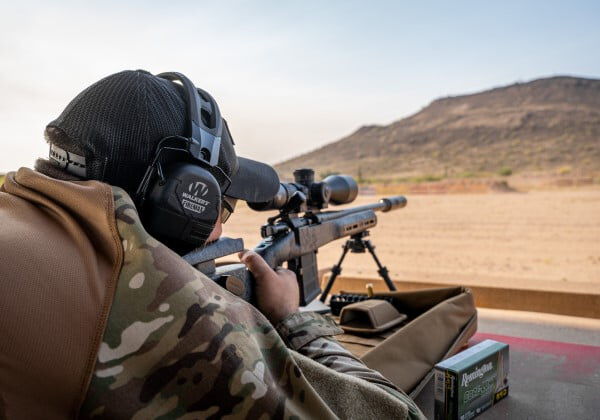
[222,187,600,295]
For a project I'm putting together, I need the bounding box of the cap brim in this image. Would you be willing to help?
[225,157,280,202]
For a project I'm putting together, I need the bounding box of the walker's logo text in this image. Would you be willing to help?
[188,181,208,197]
[461,362,493,387]
[182,181,211,214]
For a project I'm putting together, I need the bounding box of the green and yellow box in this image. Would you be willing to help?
[434,339,509,420]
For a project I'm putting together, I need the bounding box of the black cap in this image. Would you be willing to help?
[47,70,279,202]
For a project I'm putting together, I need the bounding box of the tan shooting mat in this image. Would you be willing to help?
[334,287,477,397]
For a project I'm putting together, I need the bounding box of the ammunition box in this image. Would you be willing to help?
[434,339,509,420]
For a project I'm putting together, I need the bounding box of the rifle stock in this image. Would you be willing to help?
[185,196,406,306]
[215,208,384,305]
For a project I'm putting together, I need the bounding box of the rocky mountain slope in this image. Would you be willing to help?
[275,76,600,181]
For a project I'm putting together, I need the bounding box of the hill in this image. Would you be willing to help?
[275,76,600,181]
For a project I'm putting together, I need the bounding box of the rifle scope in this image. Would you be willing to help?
[248,168,358,211]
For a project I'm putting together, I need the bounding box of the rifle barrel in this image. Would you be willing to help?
[316,195,406,222]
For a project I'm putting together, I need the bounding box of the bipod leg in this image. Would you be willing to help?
[364,240,397,291]
[320,241,351,302]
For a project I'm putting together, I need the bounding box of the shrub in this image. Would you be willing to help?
[357,167,364,183]
[360,177,378,184]
[557,165,572,175]
[413,174,443,183]
[498,167,513,176]
[319,170,340,179]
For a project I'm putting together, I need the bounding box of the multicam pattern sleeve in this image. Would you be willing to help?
[80,188,339,419]
[277,312,426,420]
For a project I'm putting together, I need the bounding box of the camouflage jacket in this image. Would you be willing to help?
[0,168,424,419]
[81,188,424,419]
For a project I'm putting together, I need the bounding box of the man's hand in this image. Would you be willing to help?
[238,250,299,325]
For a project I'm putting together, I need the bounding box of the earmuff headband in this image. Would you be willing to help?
[157,72,222,167]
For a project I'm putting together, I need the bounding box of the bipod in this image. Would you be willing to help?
[319,230,397,303]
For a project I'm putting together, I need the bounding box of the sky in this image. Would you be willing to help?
[1,0,599,173]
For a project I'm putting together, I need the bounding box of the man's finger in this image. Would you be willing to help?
[238,250,274,279]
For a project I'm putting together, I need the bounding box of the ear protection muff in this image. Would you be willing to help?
[134,72,230,251]
[142,157,222,249]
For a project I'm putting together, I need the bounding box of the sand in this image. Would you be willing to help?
[222,188,600,294]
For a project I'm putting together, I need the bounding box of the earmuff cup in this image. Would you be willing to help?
[142,162,222,251]
[135,72,229,252]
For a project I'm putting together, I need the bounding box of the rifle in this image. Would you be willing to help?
[183,168,406,306]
